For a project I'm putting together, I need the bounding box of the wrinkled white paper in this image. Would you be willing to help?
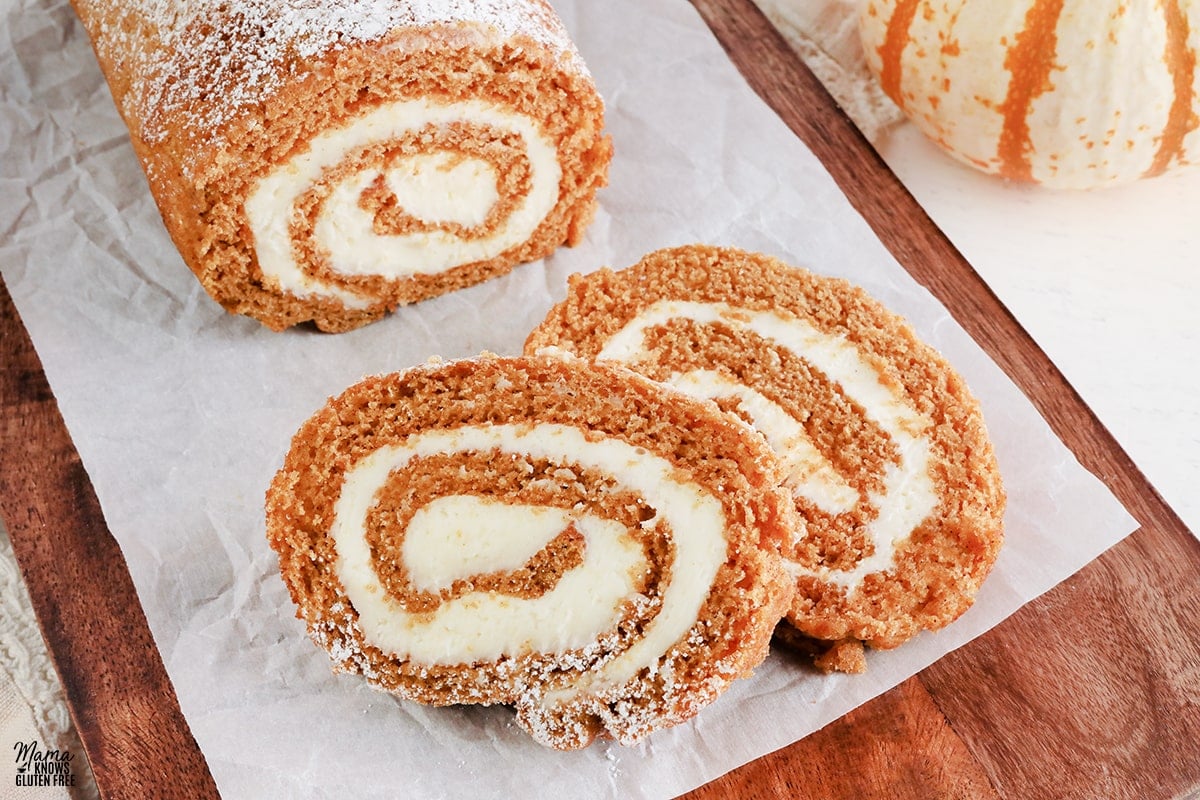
[0,0,1136,797]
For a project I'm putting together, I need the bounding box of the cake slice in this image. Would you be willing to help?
[266,353,796,748]
[526,245,1006,670]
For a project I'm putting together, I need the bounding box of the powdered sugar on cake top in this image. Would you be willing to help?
[82,0,586,145]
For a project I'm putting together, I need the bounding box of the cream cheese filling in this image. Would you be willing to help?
[598,299,938,590]
[245,98,561,308]
[403,496,596,593]
[667,369,858,515]
[330,423,727,699]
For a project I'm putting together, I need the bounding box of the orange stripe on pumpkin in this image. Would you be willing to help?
[879,0,922,104]
[1147,0,1197,177]
[998,0,1066,182]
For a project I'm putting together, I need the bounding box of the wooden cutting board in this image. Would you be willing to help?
[2,1,1199,798]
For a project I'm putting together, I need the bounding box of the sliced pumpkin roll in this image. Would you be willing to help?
[72,0,612,331]
[526,246,1007,671]
[265,354,796,749]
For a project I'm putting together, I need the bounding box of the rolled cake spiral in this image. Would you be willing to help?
[526,246,1006,669]
[72,0,612,331]
[265,354,796,748]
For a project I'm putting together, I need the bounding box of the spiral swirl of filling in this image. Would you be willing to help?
[597,299,937,591]
[246,98,561,308]
[330,422,726,701]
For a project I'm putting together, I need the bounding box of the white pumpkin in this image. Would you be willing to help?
[859,0,1200,189]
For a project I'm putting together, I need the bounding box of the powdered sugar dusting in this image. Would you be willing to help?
[78,0,585,144]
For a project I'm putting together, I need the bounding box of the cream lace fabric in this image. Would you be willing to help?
[0,2,892,796]
[0,521,96,799]
[751,0,904,144]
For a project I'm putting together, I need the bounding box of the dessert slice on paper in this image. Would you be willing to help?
[527,245,1006,672]
[266,353,796,748]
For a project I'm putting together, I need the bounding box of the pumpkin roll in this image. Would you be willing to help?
[265,354,796,748]
[72,0,612,331]
[526,246,1006,670]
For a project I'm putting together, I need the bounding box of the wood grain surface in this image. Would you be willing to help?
[1,1,1198,799]
[0,280,220,800]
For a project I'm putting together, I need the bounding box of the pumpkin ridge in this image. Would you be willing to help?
[878,0,922,105]
[1147,0,1198,177]
[998,0,1066,182]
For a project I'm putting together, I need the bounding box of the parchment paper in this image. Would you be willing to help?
[0,0,1137,797]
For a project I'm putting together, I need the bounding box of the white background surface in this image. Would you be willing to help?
[879,125,1200,538]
